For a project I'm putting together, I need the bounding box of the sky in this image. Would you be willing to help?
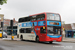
[0,0,75,24]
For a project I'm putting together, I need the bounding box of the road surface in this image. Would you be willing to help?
[0,40,74,50]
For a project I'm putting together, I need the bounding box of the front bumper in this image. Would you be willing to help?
[46,35,62,42]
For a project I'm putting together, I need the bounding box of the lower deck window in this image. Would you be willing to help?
[40,27,46,33]
[26,28,31,33]
[20,28,31,33]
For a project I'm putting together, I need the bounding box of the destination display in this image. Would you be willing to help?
[49,22,59,25]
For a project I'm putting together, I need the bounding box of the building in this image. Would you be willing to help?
[0,14,4,27]
[3,18,18,26]
[2,18,17,26]
[6,18,18,35]
[0,14,18,35]
[7,26,17,35]
[63,24,72,30]
[63,23,75,38]
[0,15,18,35]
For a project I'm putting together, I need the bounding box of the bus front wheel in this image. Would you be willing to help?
[36,37,39,42]
[49,41,53,44]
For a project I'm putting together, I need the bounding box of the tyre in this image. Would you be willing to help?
[20,35,23,41]
[36,37,39,42]
[49,41,53,44]
[6,36,7,38]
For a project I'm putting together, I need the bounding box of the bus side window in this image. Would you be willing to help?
[40,27,46,33]
[20,28,31,33]
[24,17,31,22]
[26,28,31,33]
[36,15,41,20]
[29,16,32,21]
[20,28,26,33]
[40,14,45,20]
[31,16,36,21]
[24,17,27,22]
[36,14,45,20]
[19,18,24,22]
[41,17,44,20]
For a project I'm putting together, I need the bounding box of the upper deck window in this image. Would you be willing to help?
[47,13,60,21]
[31,16,37,21]
[18,17,31,23]
[18,14,45,22]
[30,14,45,21]
[19,18,24,22]
[36,14,45,20]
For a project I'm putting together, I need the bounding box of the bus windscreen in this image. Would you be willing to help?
[47,26,61,35]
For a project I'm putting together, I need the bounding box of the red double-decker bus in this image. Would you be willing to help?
[17,12,62,43]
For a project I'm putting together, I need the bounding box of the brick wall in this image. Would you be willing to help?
[0,18,18,27]
[63,24,72,30]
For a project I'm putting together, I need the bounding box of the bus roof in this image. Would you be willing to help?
[29,12,60,16]
[18,12,60,19]
[19,16,28,19]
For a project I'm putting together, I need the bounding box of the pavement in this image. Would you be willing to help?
[1,35,20,41]
[62,37,75,43]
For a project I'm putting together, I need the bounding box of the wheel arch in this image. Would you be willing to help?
[20,35,23,39]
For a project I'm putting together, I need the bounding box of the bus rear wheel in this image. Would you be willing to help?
[20,35,23,41]
[36,37,39,42]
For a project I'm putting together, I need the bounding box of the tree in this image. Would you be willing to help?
[0,0,7,5]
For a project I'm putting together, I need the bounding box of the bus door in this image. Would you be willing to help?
[40,26,46,41]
